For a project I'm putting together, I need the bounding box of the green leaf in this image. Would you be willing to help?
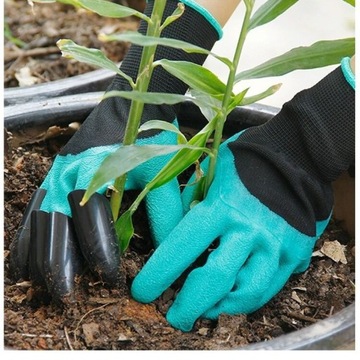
[102,31,233,68]
[240,84,282,106]
[229,88,249,109]
[57,39,134,85]
[160,2,185,30]
[4,22,26,48]
[156,59,227,98]
[188,89,222,122]
[138,120,188,144]
[103,90,208,110]
[65,0,148,20]
[145,120,217,191]
[31,0,147,20]
[101,31,212,55]
[249,0,299,30]
[235,38,355,82]
[83,144,209,202]
[342,0,355,6]
[115,209,134,253]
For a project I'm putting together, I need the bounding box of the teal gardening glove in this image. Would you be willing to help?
[132,58,355,331]
[9,0,222,302]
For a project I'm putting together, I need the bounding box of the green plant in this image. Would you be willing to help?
[31,0,355,252]
[4,20,27,47]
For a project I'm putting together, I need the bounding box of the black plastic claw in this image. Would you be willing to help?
[29,210,48,288]
[9,188,47,280]
[42,212,84,304]
[68,189,121,287]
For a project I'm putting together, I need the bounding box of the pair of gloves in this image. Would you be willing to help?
[10,0,355,332]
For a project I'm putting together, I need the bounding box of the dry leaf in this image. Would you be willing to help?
[291,291,302,304]
[320,240,347,264]
[15,67,39,87]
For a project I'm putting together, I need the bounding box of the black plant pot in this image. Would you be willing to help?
[4,92,355,350]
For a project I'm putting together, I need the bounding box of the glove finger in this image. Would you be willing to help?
[29,210,48,289]
[9,188,47,281]
[68,190,121,287]
[131,200,222,304]
[166,228,253,332]
[42,211,84,304]
[145,179,183,248]
[203,246,281,319]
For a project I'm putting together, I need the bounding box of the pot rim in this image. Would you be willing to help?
[4,93,355,350]
[4,66,116,107]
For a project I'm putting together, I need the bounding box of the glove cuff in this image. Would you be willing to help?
[341,56,355,90]
[180,0,223,39]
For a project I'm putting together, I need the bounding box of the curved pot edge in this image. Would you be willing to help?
[4,67,116,106]
[241,302,355,350]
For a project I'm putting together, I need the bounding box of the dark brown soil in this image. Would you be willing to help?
[4,0,143,88]
[3,0,355,351]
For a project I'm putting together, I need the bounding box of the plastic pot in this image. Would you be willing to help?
[4,93,355,350]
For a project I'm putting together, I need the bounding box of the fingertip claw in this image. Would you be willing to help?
[9,188,47,281]
[68,189,121,287]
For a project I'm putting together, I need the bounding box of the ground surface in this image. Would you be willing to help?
[3,0,355,351]
[4,0,142,87]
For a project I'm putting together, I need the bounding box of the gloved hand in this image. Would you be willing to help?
[9,0,222,303]
[131,59,355,331]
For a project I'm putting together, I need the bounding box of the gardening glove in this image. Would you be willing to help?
[131,58,355,331]
[9,0,222,303]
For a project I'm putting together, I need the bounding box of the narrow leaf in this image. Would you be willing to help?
[188,89,222,122]
[115,209,134,253]
[161,2,185,29]
[145,120,217,191]
[249,0,299,30]
[229,88,250,109]
[57,39,133,85]
[235,38,355,82]
[343,0,355,6]
[63,0,147,20]
[138,120,188,144]
[101,31,212,55]
[83,144,209,202]
[101,31,233,68]
[240,84,282,106]
[103,90,208,110]
[156,59,227,97]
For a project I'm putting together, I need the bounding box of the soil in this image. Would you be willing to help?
[4,0,143,88]
[3,0,356,351]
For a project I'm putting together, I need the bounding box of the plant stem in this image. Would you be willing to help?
[109,0,167,220]
[203,0,254,197]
